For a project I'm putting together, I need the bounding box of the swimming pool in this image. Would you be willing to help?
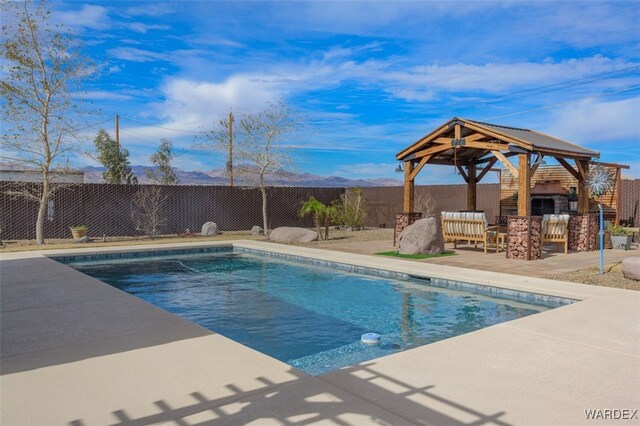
[59,247,573,375]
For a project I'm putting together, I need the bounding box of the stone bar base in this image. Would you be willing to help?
[506,216,542,261]
[394,212,422,246]
[569,214,598,252]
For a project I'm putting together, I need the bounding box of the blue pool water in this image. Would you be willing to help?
[65,249,560,375]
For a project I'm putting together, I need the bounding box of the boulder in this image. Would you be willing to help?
[621,256,640,281]
[201,222,219,236]
[398,217,444,255]
[269,227,318,243]
[251,226,263,236]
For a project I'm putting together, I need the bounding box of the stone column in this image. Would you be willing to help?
[506,216,542,260]
[394,212,422,246]
[569,214,598,252]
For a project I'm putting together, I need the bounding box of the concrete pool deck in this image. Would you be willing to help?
[1,241,639,425]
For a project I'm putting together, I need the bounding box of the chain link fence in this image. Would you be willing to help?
[0,182,344,240]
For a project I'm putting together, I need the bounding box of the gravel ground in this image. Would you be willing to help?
[0,227,394,252]
[544,263,639,291]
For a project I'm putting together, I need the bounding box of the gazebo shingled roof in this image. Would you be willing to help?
[395,117,601,218]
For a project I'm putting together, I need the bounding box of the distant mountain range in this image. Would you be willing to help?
[82,165,401,187]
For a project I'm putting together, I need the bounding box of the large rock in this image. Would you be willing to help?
[398,217,444,255]
[201,222,219,236]
[621,256,640,281]
[269,227,318,243]
[251,226,263,236]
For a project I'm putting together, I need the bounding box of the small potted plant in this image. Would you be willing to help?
[69,225,88,239]
[607,223,633,250]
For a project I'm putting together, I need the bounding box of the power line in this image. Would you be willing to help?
[119,116,208,134]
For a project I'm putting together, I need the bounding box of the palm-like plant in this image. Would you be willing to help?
[299,197,333,240]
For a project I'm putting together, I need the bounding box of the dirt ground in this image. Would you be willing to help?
[0,227,394,252]
[3,227,638,291]
[544,262,639,291]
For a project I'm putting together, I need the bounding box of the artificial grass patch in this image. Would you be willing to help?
[376,250,456,259]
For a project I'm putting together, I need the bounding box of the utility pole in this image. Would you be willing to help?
[115,114,120,150]
[228,111,234,187]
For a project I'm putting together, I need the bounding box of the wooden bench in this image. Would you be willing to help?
[441,212,499,254]
[542,214,569,254]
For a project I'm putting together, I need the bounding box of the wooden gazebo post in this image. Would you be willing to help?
[517,153,531,216]
[403,160,414,213]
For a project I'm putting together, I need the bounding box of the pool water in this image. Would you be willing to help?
[68,251,553,375]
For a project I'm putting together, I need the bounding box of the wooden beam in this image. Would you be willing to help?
[555,157,581,181]
[467,162,477,211]
[476,157,498,182]
[492,150,519,178]
[409,154,431,181]
[517,153,531,216]
[575,159,587,179]
[412,143,451,159]
[476,151,517,164]
[454,124,461,140]
[464,133,487,143]
[456,163,468,182]
[396,121,452,159]
[462,140,511,151]
[462,121,533,151]
[577,159,590,214]
[615,168,621,224]
[530,155,543,176]
[403,161,414,213]
[433,137,451,144]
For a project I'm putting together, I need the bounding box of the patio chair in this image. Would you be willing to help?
[542,214,569,254]
[441,212,499,254]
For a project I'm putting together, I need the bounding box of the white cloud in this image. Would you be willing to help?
[107,47,170,62]
[545,97,640,145]
[55,4,110,31]
[126,22,170,34]
[76,91,133,101]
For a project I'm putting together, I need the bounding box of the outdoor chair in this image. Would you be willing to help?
[542,214,569,254]
[441,212,499,254]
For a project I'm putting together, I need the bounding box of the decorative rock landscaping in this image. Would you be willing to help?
[201,222,219,236]
[621,256,640,281]
[398,217,444,255]
[269,227,318,243]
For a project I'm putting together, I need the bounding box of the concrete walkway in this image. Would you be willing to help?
[1,241,639,425]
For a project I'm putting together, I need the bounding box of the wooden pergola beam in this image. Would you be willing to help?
[456,163,468,182]
[411,144,451,160]
[517,153,531,216]
[475,151,517,164]
[476,157,498,182]
[492,150,519,178]
[409,155,431,181]
[403,161,415,213]
[467,162,477,211]
[577,159,590,214]
[555,157,581,181]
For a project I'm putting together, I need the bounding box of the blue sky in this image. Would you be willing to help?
[53,0,640,183]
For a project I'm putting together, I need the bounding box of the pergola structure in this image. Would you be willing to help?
[396,117,600,216]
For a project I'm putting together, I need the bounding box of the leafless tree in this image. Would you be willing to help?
[198,99,303,233]
[415,189,439,218]
[130,186,167,239]
[1,0,94,244]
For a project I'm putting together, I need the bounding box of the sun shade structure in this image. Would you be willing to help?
[396,117,600,216]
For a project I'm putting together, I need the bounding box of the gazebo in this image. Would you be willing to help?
[396,117,601,259]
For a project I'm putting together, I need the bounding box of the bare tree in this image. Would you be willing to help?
[415,189,439,218]
[130,186,167,239]
[198,100,302,233]
[1,0,93,244]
